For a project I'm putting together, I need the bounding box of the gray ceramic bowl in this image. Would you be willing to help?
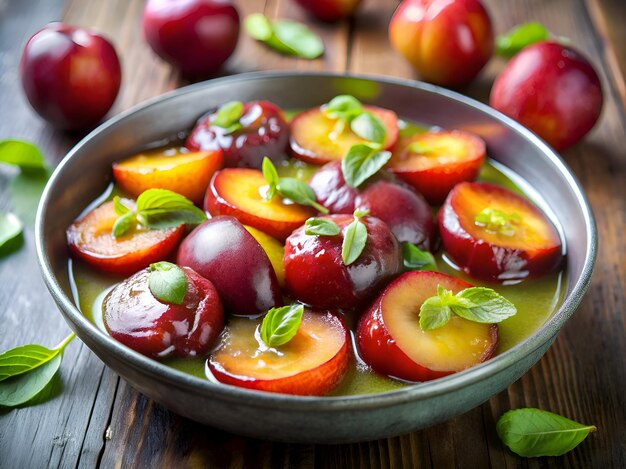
[36,72,596,443]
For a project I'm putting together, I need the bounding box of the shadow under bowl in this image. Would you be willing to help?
[35,72,596,444]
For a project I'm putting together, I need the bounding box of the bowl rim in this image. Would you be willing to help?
[35,70,597,411]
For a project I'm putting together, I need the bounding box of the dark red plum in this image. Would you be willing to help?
[104,267,224,358]
[355,180,435,251]
[490,41,603,151]
[186,101,289,169]
[310,162,435,250]
[176,216,282,315]
[284,214,402,310]
[20,23,121,130]
[142,0,239,78]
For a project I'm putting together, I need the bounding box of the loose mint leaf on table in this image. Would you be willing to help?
[497,408,596,457]
[496,22,550,58]
[0,333,75,407]
[304,217,340,236]
[341,209,369,266]
[260,304,304,347]
[0,212,23,255]
[0,139,47,173]
[419,285,516,331]
[245,14,324,59]
[341,143,392,188]
[149,261,188,305]
[112,189,207,238]
[402,243,437,271]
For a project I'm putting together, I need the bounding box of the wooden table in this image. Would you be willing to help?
[1,0,625,467]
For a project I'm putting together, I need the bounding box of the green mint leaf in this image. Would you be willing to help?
[244,13,274,41]
[245,14,324,59]
[113,196,131,215]
[149,262,188,305]
[455,287,517,323]
[341,144,392,188]
[272,20,324,59]
[350,112,386,145]
[419,295,452,331]
[407,141,435,155]
[262,156,279,201]
[323,95,363,121]
[276,178,328,214]
[497,408,596,457]
[341,217,367,265]
[474,207,521,237]
[402,243,437,271]
[112,211,137,238]
[136,188,207,229]
[0,212,23,255]
[0,353,61,407]
[260,304,304,347]
[304,217,340,236]
[0,140,47,173]
[0,334,74,383]
[496,22,550,58]
[212,101,244,130]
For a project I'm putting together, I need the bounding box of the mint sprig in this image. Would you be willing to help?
[262,157,328,213]
[419,285,516,331]
[212,101,244,134]
[342,209,369,266]
[341,144,392,188]
[260,304,304,347]
[322,95,387,146]
[112,189,207,238]
[148,262,188,305]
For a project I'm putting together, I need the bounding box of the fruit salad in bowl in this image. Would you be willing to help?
[36,73,595,442]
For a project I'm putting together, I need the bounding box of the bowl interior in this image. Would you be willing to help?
[36,72,595,414]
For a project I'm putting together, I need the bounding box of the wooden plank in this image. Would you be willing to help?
[584,0,626,111]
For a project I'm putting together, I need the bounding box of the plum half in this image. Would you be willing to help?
[204,168,316,240]
[208,310,350,395]
[289,105,399,164]
[439,182,563,281]
[67,199,184,275]
[104,266,224,358]
[387,130,486,205]
[357,271,498,382]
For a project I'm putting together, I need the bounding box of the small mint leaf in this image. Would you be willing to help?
[304,218,340,236]
[341,217,367,265]
[496,22,551,58]
[212,101,244,129]
[402,243,437,271]
[148,262,188,305]
[260,304,304,347]
[341,144,392,188]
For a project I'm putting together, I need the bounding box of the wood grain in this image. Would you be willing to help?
[0,0,625,467]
